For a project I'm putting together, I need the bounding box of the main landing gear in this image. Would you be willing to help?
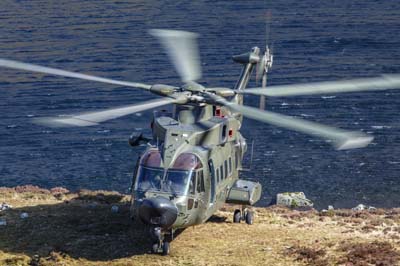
[233,206,254,225]
[150,227,173,256]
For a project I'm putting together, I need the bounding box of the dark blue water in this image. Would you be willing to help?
[1,0,400,209]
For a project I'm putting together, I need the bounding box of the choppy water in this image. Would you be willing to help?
[1,0,400,209]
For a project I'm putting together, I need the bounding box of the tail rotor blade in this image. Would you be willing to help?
[0,59,151,90]
[149,29,202,83]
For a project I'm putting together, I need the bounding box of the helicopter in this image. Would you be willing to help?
[1,29,400,255]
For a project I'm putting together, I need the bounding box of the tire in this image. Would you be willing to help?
[152,243,159,254]
[162,241,170,256]
[245,211,254,225]
[233,209,241,223]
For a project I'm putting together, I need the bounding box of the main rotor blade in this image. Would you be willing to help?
[239,75,400,97]
[216,98,373,150]
[35,98,175,127]
[0,59,151,90]
[149,29,201,83]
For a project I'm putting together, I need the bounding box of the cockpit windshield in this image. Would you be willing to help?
[135,166,194,195]
[135,150,201,195]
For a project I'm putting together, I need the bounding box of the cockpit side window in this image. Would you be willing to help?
[172,153,203,196]
[196,170,205,193]
[189,173,196,195]
[196,172,201,193]
[200,170,205,192]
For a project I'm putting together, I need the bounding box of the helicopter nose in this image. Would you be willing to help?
[138,196,178,229]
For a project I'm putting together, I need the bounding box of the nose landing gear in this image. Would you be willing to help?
[150,226,173,256]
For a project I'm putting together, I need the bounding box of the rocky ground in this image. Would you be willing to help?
[0,185,399,266]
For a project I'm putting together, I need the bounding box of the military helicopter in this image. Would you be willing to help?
[1,29,400,255]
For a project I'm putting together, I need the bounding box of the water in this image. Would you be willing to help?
[1,0,400,209]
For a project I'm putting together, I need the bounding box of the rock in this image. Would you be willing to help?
[0,219,6,226]
[276,192,313,208]
[0,202,12,211]
[352,204,377,211]
[20,212,29,219]
[111,205,119,213]
[352,204,366,211]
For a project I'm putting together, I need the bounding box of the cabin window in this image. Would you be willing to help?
[235,149,239,169]
[219,166,223,181]
[208,160,216,204]
[229,157,232,174]
[222,125,227,141]
[224,160,228,178]
[188,198,194,210]
[216,168,220,183]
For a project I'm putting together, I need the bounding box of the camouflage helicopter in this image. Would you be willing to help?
[1,29,400,255]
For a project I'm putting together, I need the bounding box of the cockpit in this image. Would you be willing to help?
[135,150,203,196]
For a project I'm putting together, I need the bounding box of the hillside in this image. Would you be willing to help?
[0,186,399,266]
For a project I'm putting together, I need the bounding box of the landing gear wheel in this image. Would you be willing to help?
[233,209,241,223]
[162,241,170,256]
[245,210,254,225]
[152,242,159,254]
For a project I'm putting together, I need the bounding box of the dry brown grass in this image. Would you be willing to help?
[285,245,328,266]
[0,187,399,266]
[338,241,400,266]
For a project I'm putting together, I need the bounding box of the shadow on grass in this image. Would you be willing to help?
[0,195,153,261]
[74,192,125,204]
[207,215,228,223]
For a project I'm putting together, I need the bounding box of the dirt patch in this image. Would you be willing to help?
[338,241,400,266]
[286,245,328,266]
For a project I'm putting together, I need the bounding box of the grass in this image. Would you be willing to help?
[0,186,399,266]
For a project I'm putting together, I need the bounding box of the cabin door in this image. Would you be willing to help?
[208,159,216,206]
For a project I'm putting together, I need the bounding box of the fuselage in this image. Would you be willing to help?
[130,46,261,232]
[130,104,247,230]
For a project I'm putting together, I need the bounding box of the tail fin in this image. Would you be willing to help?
[232,47,260,105]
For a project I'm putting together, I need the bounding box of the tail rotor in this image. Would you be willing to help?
[256,11,274,109]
